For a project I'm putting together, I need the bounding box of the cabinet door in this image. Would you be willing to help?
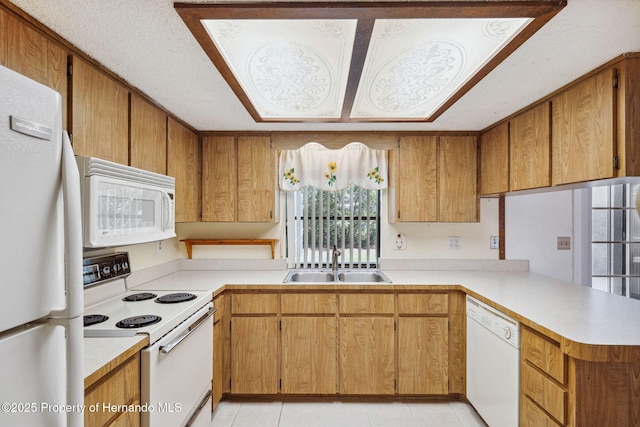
[552,68,616,185]
[237,136,275,222]
[231,316,279,394]
[70,56,128,164]
[438,136,478,222]
[395,136,437,222]
[397,317,449,394]
[202,136,237,222]
[339,317,395,394]
[480,122,509,195]
[130,94,166,174]
[167,117,200,222]
[281,317,337,394]
[0,9,67,126]
[510,102,550,191]
[84,353,140,427]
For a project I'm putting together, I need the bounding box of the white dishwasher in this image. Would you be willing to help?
[466,295,520,427]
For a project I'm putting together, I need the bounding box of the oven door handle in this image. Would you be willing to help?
[159,306,216,354]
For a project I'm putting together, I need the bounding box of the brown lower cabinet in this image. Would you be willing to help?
[281,293,338,394]
[84,353,141,427]
[220,289,640,427]
[226,290,463,397]
[521,324,640,427]
[340,317,395,394]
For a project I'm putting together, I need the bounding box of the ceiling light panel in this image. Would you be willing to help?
[202,19,357,119]
[351,18,532,120]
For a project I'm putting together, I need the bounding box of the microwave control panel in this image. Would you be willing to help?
[82,252,131,287]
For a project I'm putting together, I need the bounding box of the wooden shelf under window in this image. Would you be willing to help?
[180,239,278,259]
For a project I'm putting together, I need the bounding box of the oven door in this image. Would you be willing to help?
[83,175,175,248]
[141,303,214,427]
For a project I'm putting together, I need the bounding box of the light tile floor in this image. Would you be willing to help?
[211,400,488,427]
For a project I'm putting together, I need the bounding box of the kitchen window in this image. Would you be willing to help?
[285,184,380,269]
[591,183,640,298]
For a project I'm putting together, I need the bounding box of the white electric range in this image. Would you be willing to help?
[83,253,214,427]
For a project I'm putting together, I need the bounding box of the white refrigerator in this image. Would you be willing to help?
[0,65,84,426]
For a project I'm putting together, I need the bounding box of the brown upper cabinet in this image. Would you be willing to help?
[130,94,167,174]
[480,101,551,195]
[481,54,640,195]
[167,117,201,222]
[69,56,129,164]
[202,135,276,223]
[439,135,478,223]
[0,8,67,125]
[479,122,509,195]
[510,102,551,191]
[202,136,237,222]
[552,68,616,185]
[393,135,478,222]
[393,135,438,222]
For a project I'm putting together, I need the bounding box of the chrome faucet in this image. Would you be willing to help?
[332,245,341,273]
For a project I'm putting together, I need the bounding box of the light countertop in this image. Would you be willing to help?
[85,267,640,378]
[84,336,148,386]
[133,269,640,356]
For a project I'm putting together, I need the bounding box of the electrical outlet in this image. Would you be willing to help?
[490,236,499,250]
[448,236,461,249]
[157,240,163,253]
[393,233,407,250]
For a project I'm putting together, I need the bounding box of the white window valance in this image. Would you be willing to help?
[279,142,388,192]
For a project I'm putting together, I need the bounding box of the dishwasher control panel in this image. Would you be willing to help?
[466,295,520,348]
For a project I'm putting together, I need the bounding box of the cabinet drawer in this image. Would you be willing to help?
[85,354,140,427]
[521,395,562,427]
[397,293,448,314]
[522,326,565,383]
[281,293,337,314]
[522,362,566,424]
[339,293,394,314]
[213,294,225,322]
[231,293,278,314]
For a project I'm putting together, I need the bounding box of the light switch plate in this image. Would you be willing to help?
[557,236,571,250]
[490,236,499,250]
[448,236,461,249]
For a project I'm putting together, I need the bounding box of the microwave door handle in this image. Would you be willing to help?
[161,191,171,231]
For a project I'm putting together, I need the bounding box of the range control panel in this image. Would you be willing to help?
[82,252,131,287]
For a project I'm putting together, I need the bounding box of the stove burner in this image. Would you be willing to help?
[155,292,197,304]
[115,315,162,329]
[84,314,109,327]
[122,292,157,302]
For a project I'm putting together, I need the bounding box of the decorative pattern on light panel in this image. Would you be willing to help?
[370,41,464,113]
[202,19,356,119]
[250,41,331,113]
[351,18,531,119]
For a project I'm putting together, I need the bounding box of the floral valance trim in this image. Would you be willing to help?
[279,142,388,192]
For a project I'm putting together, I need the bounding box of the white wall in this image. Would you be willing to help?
[164,191,500,262]
[116,190,502,270]
[381,196,500,259]
[505,188,589,284]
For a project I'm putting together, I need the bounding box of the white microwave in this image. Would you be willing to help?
[76,156,176,248]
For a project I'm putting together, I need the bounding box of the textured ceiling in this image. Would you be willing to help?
[9,0,640,132]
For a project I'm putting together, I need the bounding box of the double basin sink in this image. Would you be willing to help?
[284,270,391,283]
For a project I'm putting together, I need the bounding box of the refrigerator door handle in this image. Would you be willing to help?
[52,131,84,319]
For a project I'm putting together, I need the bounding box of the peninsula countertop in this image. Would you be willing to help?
[129,268,640,362]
